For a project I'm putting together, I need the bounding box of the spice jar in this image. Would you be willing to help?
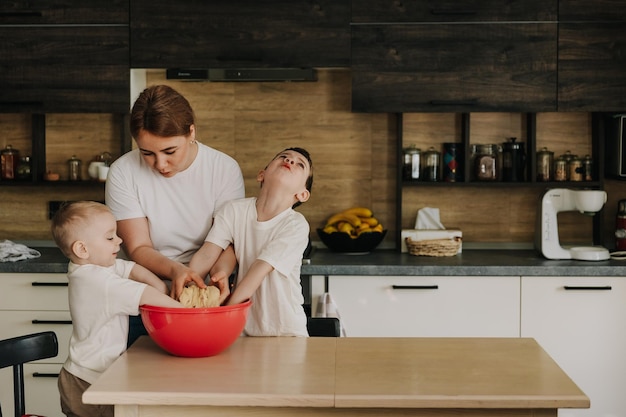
[583,155,593,181]
[67,155,82,181]
[1,145,19,180]
[569,155,583,182]
[536,147,553,182]
[421,146,440,182]
[554,156,568,182]
[402,144,421,180]
[473,144,499,181]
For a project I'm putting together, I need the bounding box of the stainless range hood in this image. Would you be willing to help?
[166,68,317,82]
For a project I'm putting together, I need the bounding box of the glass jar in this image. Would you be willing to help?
[583,154,593,181]
[16,156,32,180]
[473,144,499,181]
[536,147,553,182]
[421,146,440,182]
[402,144,421,180]
[67,155,82,181]
[553,156,568,182]
[569,155,583,182]
[1,144,20,180]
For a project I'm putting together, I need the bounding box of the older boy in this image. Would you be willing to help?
[190,147,313,336]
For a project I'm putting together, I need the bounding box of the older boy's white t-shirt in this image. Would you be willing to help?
[105,143,245,264]
[63,259,145,384]
[207,197,309,336]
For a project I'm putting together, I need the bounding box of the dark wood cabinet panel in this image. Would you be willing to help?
[352,24,557,113]
[0,0,127,24]
[352,0,557,23]
[130,0,350,68]
[558,22,626,111]
[559,0,626,21]
[0,27,129,113]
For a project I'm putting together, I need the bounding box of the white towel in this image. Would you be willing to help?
[315,292,347,336]
[0,240,41,262]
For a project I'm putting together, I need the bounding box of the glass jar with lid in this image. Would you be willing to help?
[536,147,553,182]
[402,144,421,180]
[421,146,440,182]
[473,144,499,181]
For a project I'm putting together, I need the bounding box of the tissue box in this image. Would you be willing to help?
[401,229,463,253]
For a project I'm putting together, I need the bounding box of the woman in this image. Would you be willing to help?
[105,85,245,343]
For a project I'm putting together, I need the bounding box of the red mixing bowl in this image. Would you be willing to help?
[140,299,251,358]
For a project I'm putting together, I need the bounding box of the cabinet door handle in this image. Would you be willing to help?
[430,100,478,106]
[33,372,60,378]
[430,9,477,16]
[392,285,439,290]
[563,286,612,291]
[32,319,72,325]
[0,11,43,17]
[32,282,68,287]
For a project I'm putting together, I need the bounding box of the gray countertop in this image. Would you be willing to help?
[3,246,626,277]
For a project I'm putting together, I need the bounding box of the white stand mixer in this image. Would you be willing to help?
[535,188,610,261]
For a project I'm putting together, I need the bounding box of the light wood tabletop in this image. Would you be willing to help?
[84,336,589,417]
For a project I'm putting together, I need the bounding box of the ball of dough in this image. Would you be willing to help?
[179,284,220,308]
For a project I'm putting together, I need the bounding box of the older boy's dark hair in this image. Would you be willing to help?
[284,147,313,208]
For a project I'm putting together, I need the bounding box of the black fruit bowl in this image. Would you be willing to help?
[316,229,387,254]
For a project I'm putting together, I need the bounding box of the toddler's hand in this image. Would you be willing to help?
[210,270,231,304]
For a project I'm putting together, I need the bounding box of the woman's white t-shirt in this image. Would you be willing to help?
[105,143,245,264]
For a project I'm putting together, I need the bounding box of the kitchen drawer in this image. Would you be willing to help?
[0,273,68,311]
[327,275,520,337]
[0,363,63,417]
[0,311,71,363]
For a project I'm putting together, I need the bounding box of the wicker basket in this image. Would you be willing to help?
[405,236,462,257]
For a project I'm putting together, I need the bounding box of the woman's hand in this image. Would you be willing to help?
[170,265,207,300]
[210,270,231,304]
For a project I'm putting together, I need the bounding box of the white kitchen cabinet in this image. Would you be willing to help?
[0,273,70,417]
[521,276,626,417]
[318,275,520,337]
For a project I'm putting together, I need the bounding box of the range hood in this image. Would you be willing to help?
[166,68,317,82]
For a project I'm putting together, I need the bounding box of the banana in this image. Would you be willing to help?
[342,207,373,218]
[360,216,379,227]
[372,224,384,233]
[322,225,338,234]
[338,222,354,234]
[325,212,361,228]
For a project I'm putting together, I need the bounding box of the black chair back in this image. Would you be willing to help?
[0,331,58,417]
[307,317,341,337]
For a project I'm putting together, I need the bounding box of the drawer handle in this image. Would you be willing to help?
[32,319,72,325]
[32,282,68,287]
[563,286,612,291]
[0,11,43,17]
[392,285,439,290]
[33,372,60,378]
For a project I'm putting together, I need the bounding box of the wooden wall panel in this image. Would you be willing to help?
[1,69,624,250]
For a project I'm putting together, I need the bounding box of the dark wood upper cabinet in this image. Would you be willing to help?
[559,0,626,21]
[130,0,350,69]
[352,23,557,113]
[352,0,557,22]
[0,0,128,24]
[557,1,626,111]
[0,1,129,113]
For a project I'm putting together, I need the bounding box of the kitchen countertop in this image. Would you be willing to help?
[83,336,588,416]
[2,246,626,276]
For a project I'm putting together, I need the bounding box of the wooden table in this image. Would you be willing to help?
[83,336,589,417]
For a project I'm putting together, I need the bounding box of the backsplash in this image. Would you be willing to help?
[1,69,624,249]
